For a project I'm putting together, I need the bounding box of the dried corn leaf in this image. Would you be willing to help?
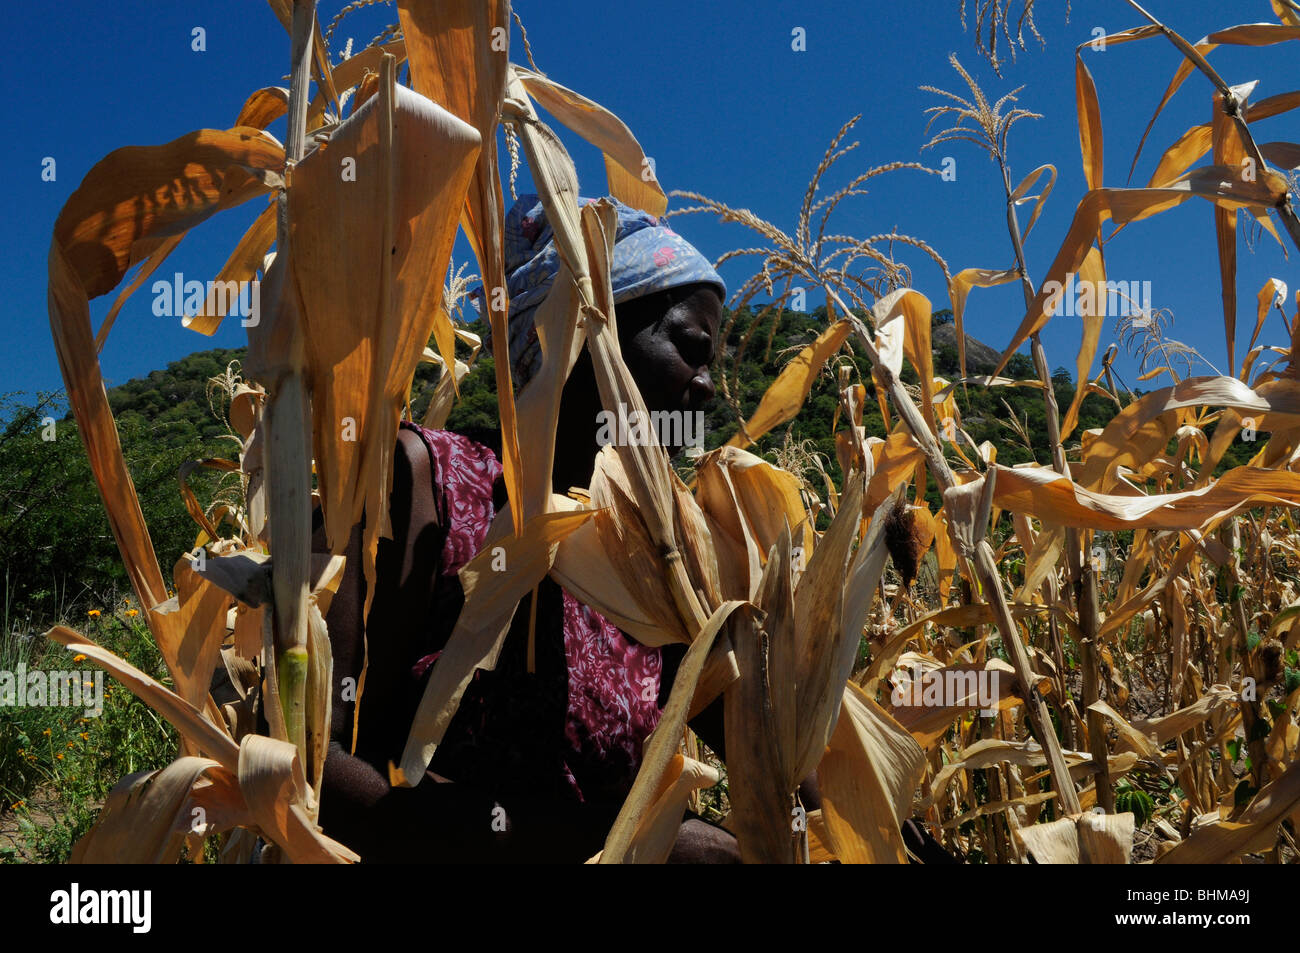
[992,173,1291,377]
[512,253,586,518]
[184,201,278,336]
[420,328,481,429]
[791,474,864,781]
[586,447,691,645]
[400,0,523,535]
[1077,811,1136,864]
[695,448,766,601]
[705,446,814,568]
[942,791,1058,830]
[1127,23,1300,182]
[307,40,408,129]
[930,738,1139,802]
[891,659,1042,748]
[726,320,851,449]
[1075,47,1104,191]
[237,86,290,130]
[1017,811,1134,865]
[1017,816,1080,864]
[1158,760,1300,863]
[1076,376,1294,492]
[47,625,238,766]
[95,234,186,352]
[1146,122,1214,188]
[819,680,926,864]
[1247,278,1290,379]
[287,83,479,634]
[72,758,226,864]
[1260,140,1300,170]
[608,755,720,864]
[1147,91,1300,191]
[867,601,1076,691]
[725,554,796,864]
[515,67,668,217]
[873,290,937,426]
[236,733,357,863]
[47,626,354,862]
[48,127,283,642]
[992,462,1300,531]
[1091,685,1240,753]
[1012,164,1058,243]
[154,553,234,715]
[841,483,905,687]
[864,431,926,512]
[54,127,282,299]
[602,599,747,863]
[550,495,670,646]
[1059,246,1107,441]
[947,268,1019,382]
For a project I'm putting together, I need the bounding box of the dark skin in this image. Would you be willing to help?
[315,282,818,862]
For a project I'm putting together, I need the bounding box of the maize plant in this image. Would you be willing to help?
[39,0,1300,863]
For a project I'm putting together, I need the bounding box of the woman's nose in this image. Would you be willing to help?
[689,368,715,405]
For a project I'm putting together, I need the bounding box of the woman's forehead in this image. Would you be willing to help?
[617,282,722,340]
[690,290,723,337]
[668,284,722,326]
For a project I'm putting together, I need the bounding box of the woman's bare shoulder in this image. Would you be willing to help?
[395,425,430,471]
[394,425,438,533]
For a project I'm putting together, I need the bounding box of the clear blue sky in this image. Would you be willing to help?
[4,0,1297,400]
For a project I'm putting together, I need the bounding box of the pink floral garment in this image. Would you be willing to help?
[402,421,662,805]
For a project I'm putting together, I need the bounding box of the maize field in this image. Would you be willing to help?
[35,0,1300,866]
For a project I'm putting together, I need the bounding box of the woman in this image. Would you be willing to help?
[315,194,749,862]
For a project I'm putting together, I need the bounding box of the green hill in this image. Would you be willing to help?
[0,349,246,630]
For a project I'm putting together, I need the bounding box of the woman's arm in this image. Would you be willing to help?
[314,427,498,861]
[312,428,754,861]
[315,427,435,757]
[312,430,619,862]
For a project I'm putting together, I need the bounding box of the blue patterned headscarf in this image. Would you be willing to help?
[471,194,726,388]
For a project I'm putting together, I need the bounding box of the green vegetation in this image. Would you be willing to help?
[0,613,177,862]
[0,350,241,629]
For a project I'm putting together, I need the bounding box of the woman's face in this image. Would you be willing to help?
[618,282,722,418]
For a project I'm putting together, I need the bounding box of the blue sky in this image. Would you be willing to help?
[4,0,1298,400]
